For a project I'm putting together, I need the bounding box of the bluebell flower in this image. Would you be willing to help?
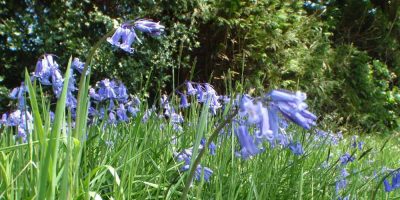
[204,83,216,96]
[88,107,98,117]
[89,88,101,101]
[34,54,59,85]
[179,93,190,108]
[9,82,26,110]
[72,58,86,74]
[108,112,117,124]
[351,135,364,150]
[142,109,153,122]
[196,84,205,102]
[186,81,197,96]
[51,68,64,98]
[209,95,221,115]
[175,148,213,182]
[383,171,400,192]
[339,153,355,165]
[219,95,231,104]
[107,27,125,46]
[341,168,349,178]
[120,29,139,53]
[267,90,317,130]
[268,105,280,137]
[66,92,77,109]
[134,19,165,36]
[161,95,175,118]
[131,95,141,106]
[106,20,162,53]
[170,113,184,124]
[67,74,77,94]
[335,179,347,192]
[127,106,139,117]
[200,138,217,156]
[99,108,105,119]
[172,123,183,132]
[108,99,115,111]
[17,127,27,142]
[235,125,260,159]
[288,141,304,155]
[49,111,55,122]
[7,110,21,126]
[238,96,261,124]
[98,79,116,100]
[0,113,7,126]
[117,104,129,122]
[194,166,213,182]
[115,83,128,103]
[34,56,51,85]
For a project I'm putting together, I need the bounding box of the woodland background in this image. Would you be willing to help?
[0,0,399,133]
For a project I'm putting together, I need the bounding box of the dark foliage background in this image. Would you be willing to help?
[0,0,399,133]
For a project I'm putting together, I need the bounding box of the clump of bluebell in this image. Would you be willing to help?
[88,78,140,124]
[0,54,142,141]
[230,90,317,159]
[107,19,165,53]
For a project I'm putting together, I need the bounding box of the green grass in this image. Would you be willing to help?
[1,78,400,200]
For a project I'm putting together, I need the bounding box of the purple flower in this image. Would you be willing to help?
[98,79,116,100]
[196,84,205,102]
[209,95,221,115]
[115,83,128,103]
[235,125,260,159]
[9,82,26,110]
[72,58,86,74]
[267,90,317,130]
[0,113,7,126]
[108,112,117,124]
[89,88,101,101]
[134,19,165,36]
[66,92,77,109]
[127,106,139,117]
[170,113,184,124]
[34,54,59,85]
[288,142,304,155]
[339,153,355,165]
[106,20,158,54]
[116,104,129,122]
[200,138,217,156]
[175,148,213,182]
[7,110,21,126]
[335,179,347,192]
[120,29,139,53]
[17,127,27,142]
[383,171,400,192]
[186,81,197,96]
[179,93,190,108]
[107,27,125,46]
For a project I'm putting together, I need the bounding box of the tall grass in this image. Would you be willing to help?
[1,74,399,199]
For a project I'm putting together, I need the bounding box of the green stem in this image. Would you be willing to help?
[181,109,238,200]
[74,28,116,138]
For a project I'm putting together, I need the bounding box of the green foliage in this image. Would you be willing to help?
[0,0,399,132]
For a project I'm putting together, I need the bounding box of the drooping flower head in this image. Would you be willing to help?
[134,19,165,36]
[107,19,164,53]
[267,90,317,130]
[9,82,26,110]
[235,125,260,159]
